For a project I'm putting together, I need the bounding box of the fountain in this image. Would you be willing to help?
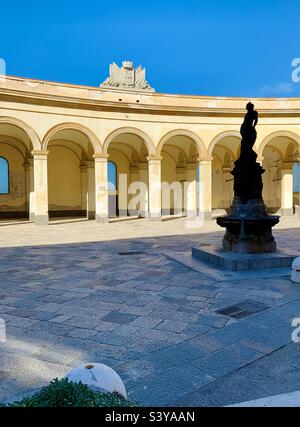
[216,103,280,253]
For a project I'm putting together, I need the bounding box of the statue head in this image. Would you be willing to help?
[246,102,255,112]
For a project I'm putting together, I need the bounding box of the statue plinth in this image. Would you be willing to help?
[217,103,280,254]
[217,198,280,253]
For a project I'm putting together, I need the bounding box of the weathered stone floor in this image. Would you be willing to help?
[0,216,300,406]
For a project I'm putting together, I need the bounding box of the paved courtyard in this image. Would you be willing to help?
[0,216,300,406]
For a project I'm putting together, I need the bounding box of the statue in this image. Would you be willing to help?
[216,103,280,253]
[240,102,258,158]
[232,103,264,204]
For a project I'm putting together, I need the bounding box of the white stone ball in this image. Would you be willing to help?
[65,363,127,398]
[291,257,300,284]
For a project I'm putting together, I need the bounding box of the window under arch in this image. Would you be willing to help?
[0,157,9,194]
[294,162,299,193]
[108,161,117,192]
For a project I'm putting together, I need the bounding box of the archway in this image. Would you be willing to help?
[210,134,241,213]
[159,133,202,217]
[44,126,95,220]
[105,131,151,218]
[108,161,118,217]
[0,120,37,220]
[261,134,300,215]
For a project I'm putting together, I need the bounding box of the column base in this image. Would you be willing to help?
[96,215,109,223]
[88,211,96,220]
[198,211,212,220]
[149,213,162,222]
[280,208,294,216]
[34,215,49,225]
[186,210,197,218]
[139,210,148,218]
[29,213,35,222]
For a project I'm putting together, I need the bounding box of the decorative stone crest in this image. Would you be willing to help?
[100,61,155,92]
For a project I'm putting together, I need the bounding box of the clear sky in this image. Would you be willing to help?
[0,0,300,97]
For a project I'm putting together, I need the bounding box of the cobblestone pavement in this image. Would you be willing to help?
[0,216,300,406]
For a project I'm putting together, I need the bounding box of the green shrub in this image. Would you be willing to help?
[1,378,137,408]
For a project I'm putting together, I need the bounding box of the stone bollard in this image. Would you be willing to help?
[291,257,300,283]
[65,363,127,398]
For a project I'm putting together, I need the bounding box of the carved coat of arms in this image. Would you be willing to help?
[100,61,155,92]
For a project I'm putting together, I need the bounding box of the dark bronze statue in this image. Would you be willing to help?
[216,103,280,253]
[232,103,263,203]
[240,102,258,156]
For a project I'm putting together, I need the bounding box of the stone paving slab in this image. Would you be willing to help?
[0,218,300,405]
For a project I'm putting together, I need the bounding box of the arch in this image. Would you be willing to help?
[42,122,102,153]
[258,131,300,158]
[208,130,241,156]
[0,156,9,194]
[157,129,206,157]
[103,127,156,156]
[0,116,41,150]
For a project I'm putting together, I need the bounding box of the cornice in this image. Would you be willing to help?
[1,77,300,118]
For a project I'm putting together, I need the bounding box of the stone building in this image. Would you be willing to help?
[0,61,299,224]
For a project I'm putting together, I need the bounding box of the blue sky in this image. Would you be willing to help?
[0,0,300,97]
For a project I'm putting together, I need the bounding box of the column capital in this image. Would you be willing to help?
[80,165,88,172]
[31,150,49,159]
[280,161,294,171]
[185,162,197,171]
[222,167,233,173]
[198,156,213,164]
[93,154,110,160]
[135,162,148,171]
[24,158,34,169]
[147,156,163,162]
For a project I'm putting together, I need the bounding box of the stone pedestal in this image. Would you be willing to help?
[217,198,280,253]
[192,245,297,271]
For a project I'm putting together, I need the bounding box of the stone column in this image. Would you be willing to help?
[148,156,162,221]
[80,165,88,217]
[24,159,35,221]
[138,162,149,217]
[176,166,185,216]
[198,157,212,220]
[185,163,197,217]
[32,150,49,225]
[87,161,95,219]
[94,154,109,223]
[281,162,294,216]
